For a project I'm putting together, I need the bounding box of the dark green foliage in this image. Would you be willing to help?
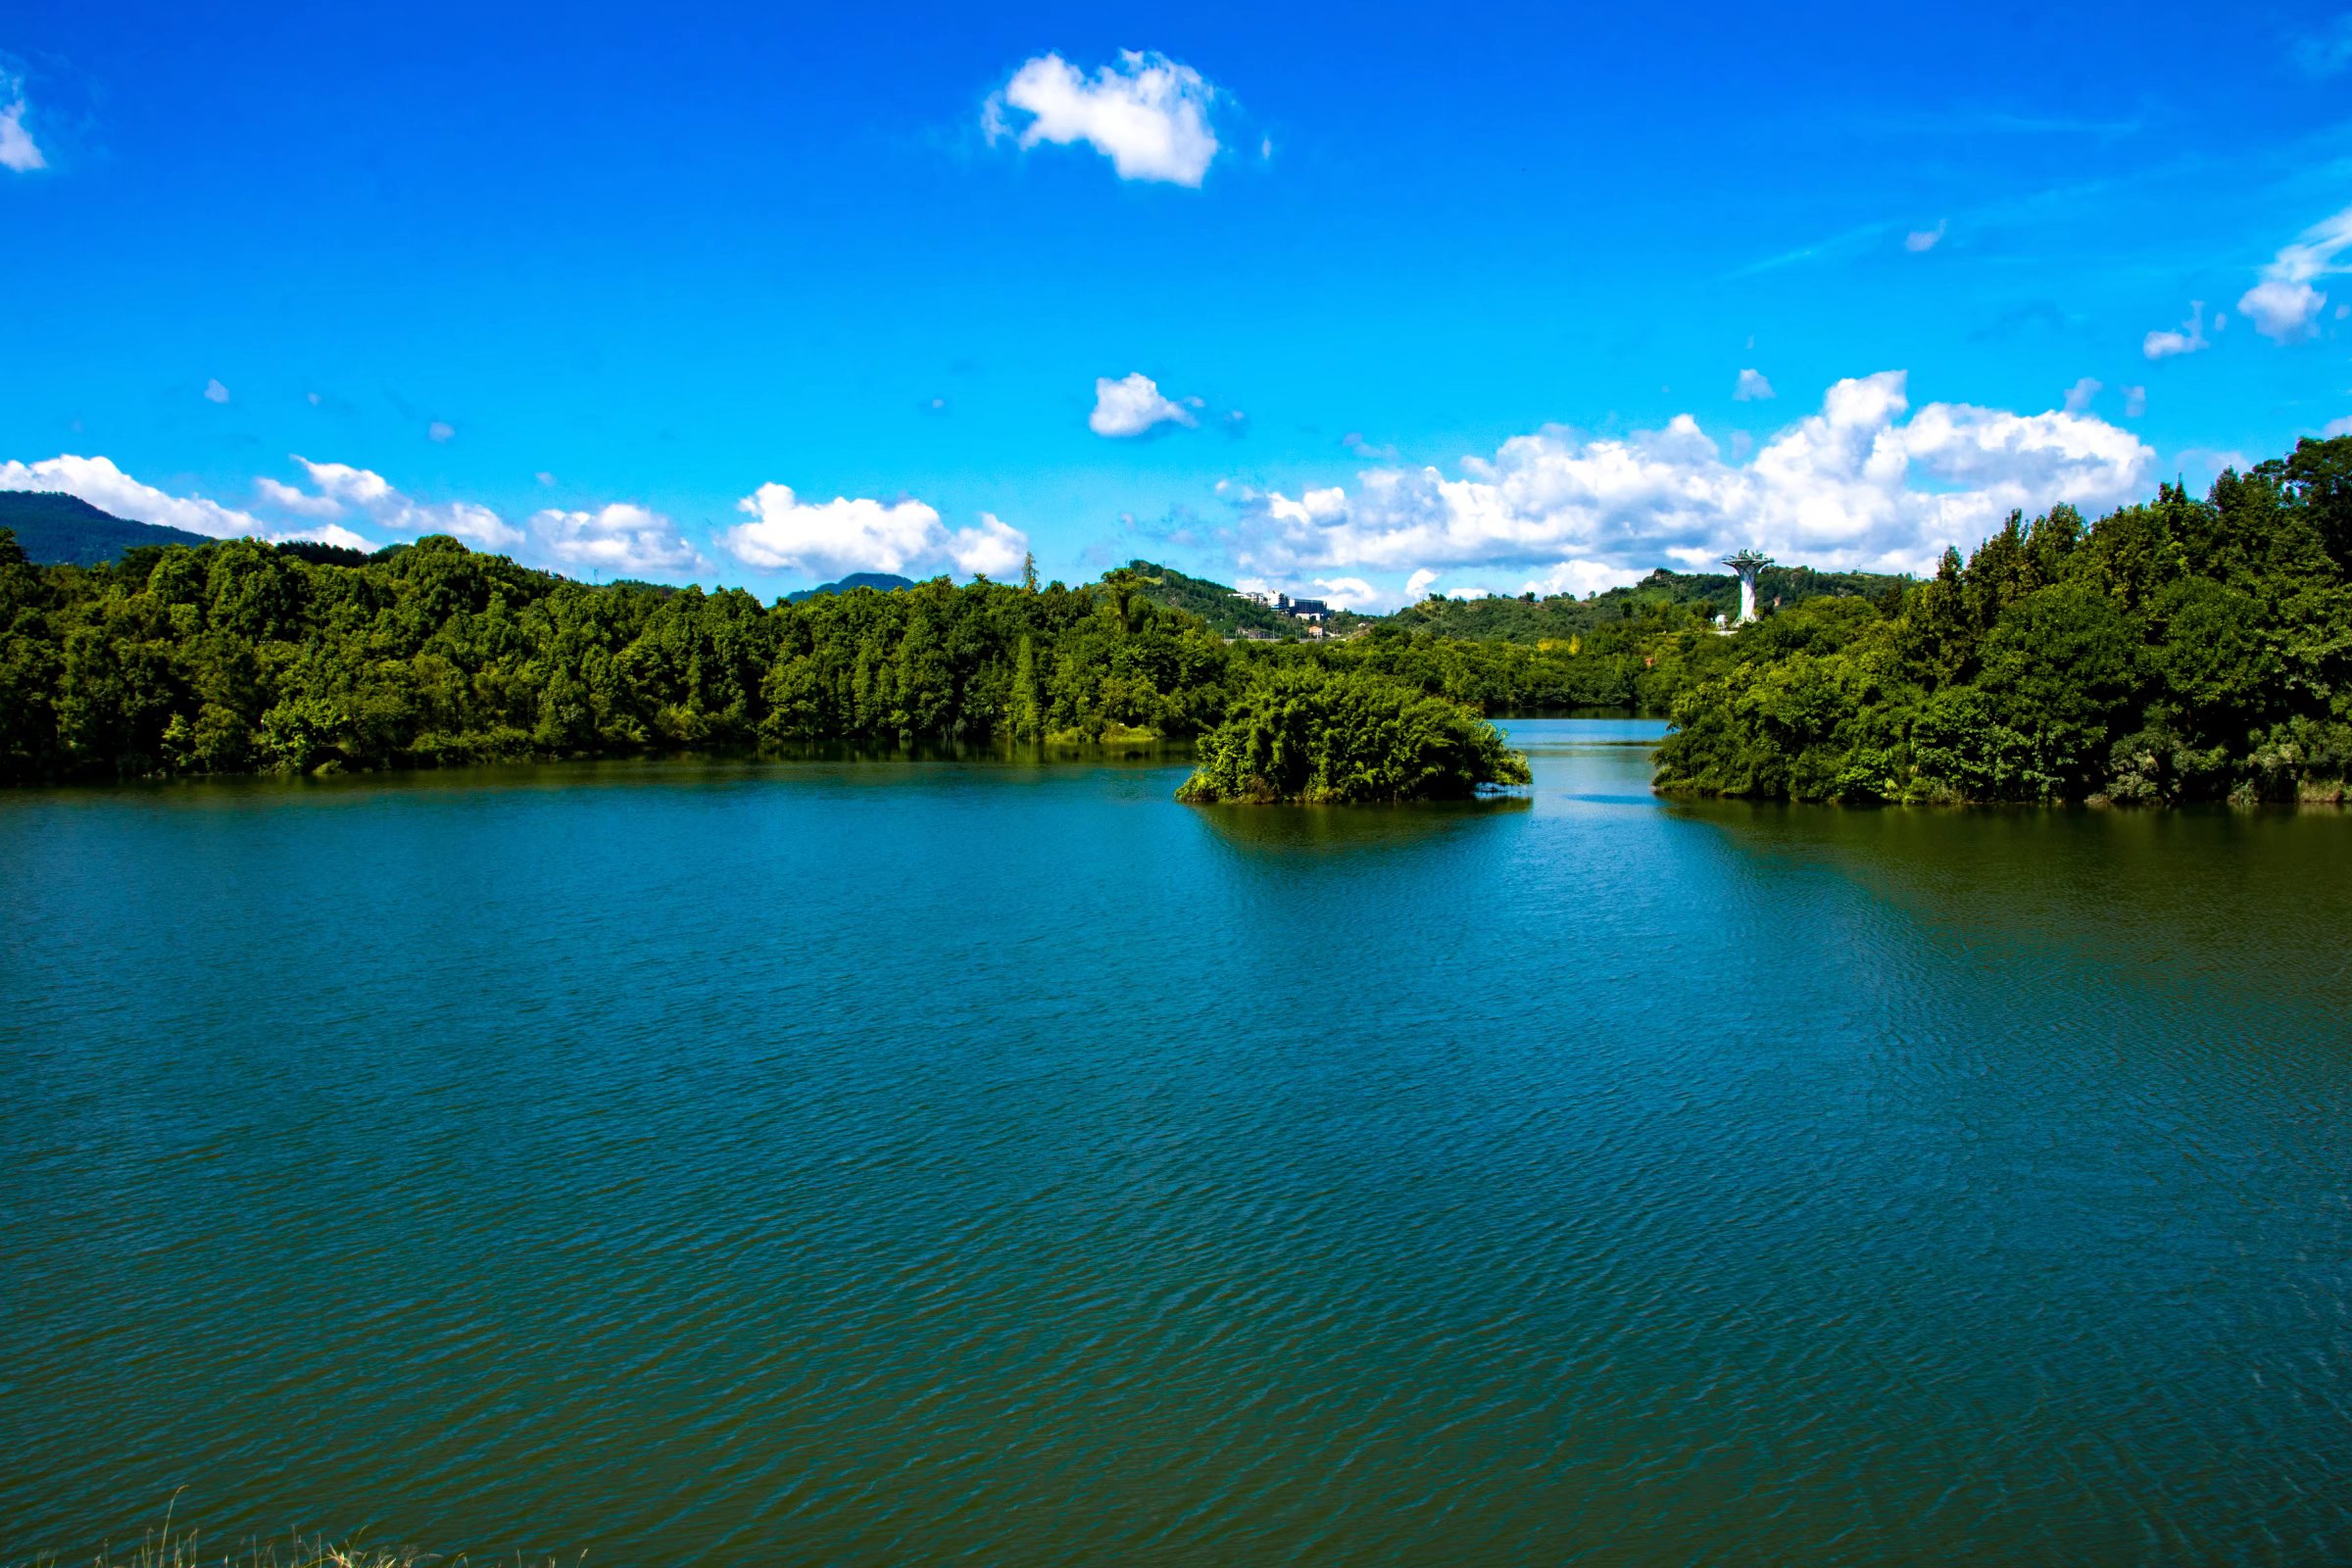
[272,539,382,568]
[1177,664,1531,804]
[1653,437,2352,805]
[0,491,216,564]
[0,531,1239,781]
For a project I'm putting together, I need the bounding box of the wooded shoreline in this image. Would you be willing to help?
[2,432,2345,806]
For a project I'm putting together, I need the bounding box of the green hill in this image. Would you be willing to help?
[0,491,218,564]
[1112,561,1304,637]
[1390,564,1905,643]
[785,571,918,603]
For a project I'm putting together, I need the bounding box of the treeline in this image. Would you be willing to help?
[0,533,1567,791]
[0,534,1235,779]
[1654,436,2352,805]
[1379,563,1902,643]
[19,433,2336,807]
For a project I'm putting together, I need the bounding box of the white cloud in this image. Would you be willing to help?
[1309,576,1380,611]
[0,454,265,538]
[1521,560,1647,598]
[983,50,1219,185]
[1734,368,1775,401]
[204,378,231,404]
[1090,371,1198,437]
[949,512,1028,578]
[2143,301,2209,360]
[254,476,345,518]
[427,420,456,442]
[2324,416,2352,439]
[275,522,379,553]
[2238,279,2323,342]
[1344,431,1398,459]
[2237,202,2352,344]
[535,470,557,486]
[1904,220,1946,253]
[1227,371,2153,588]
[723,483,1031,581]
[530,504,704,577]
[0,74,43,172]
[2063,376,2102,413]
[272,457,524,550]
[2124,385,2147,417]
[1405,567,1442,600]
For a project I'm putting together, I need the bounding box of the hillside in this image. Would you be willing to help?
[0,491,217,564]
[1113,561,1303,637]
[1389,564,1905,643]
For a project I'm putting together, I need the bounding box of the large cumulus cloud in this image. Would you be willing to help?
[1226,371,2154,596]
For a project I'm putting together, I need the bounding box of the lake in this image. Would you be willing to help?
[3,717,2348,1566]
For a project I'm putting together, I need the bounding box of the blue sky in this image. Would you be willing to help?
[4,1,2351,605]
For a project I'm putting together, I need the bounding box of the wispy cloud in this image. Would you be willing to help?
[2292,15,2352,76]
[270,457,524,551]
[2237,201,2352,343]
[2143,301,2209,360]
[1726,220,1892,279]
[0,69,42,172]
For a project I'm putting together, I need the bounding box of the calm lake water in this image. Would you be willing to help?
[3,718,2349,1566]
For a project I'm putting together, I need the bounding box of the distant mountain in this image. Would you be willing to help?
[784,571,917,603]
[0,491,217,565]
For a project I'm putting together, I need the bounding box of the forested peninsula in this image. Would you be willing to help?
[1,433,2345,806]
[1655,436,2352,805]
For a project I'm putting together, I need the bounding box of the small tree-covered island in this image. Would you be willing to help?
[1,434,2346,807]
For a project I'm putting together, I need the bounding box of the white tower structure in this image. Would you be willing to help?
[1722,549,1774,624]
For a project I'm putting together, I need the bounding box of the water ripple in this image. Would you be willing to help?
[3,725,2350,1565]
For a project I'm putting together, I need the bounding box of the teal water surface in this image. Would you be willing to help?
[2,718,2348,1566]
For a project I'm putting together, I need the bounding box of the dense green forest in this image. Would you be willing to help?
[1113,554,1900,644]
[0,530,1554,800]
[1655,436,2352,805]
[5,433,2344,806]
